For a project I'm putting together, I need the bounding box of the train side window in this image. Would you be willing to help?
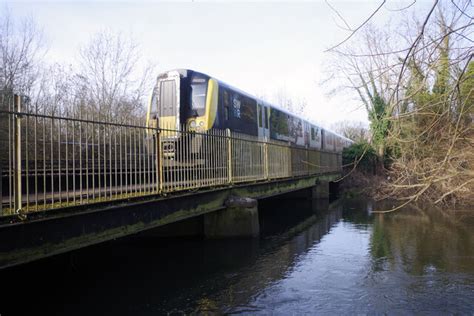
[223,90,230,107]
[257,104,262,127]
[223,90,230,120]
[264,107,269,129]
[241,96,256,124]
[232,94,241,118]
[311,127,315,140]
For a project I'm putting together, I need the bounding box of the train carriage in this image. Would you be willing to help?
[146,69,353,160]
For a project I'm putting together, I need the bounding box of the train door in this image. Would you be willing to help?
[257,102,269,139]
[321,129,325,150]
[158,71,181,134]
[263,106,270,138]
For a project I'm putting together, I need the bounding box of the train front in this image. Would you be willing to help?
[146,69,219,158]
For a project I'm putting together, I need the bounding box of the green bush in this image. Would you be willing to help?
[342,142,378,174]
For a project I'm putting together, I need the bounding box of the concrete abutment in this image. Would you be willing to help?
[204,196,260,239]
[312,180,334,199]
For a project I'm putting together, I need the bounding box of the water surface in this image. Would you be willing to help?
[2,197,474,315]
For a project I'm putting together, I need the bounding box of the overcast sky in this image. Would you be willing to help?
[4,1,434,127]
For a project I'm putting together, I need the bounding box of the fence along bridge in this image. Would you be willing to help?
[0,95,342,269]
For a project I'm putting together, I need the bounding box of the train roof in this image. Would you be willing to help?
[160,69,354,143]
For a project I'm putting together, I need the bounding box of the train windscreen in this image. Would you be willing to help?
[190,75,208,116]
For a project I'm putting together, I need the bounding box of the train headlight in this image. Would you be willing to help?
[199,121,204,127]
[189,120,196,129]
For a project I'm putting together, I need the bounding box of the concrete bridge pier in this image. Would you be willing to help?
[312,180,330,199]
[204,196,259,239]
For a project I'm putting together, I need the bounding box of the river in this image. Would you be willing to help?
[2,196,474,315]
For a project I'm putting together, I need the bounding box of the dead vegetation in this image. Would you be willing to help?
[327,0,473,208]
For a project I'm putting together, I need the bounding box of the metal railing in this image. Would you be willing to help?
[0,97,341,216]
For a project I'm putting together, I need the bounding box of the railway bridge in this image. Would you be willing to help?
[0,96,342,269]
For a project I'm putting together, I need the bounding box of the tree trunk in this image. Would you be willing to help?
[377,142,385,171]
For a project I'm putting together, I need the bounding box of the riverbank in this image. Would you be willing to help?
[340,168,474,209]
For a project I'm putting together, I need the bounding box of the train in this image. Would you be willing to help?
[146,69,353,153]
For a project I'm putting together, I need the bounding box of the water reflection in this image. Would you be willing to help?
[1,197,473,315]
[361,205,474,314]
[372,206,474,275]
[246,199,474,315]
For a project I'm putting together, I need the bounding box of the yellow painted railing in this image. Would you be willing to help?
[0,108,341,216]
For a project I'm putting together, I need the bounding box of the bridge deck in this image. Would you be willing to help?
[0,172,340,269]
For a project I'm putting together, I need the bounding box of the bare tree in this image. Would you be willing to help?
[331,120,370,142]
[0,8,44,96]
[32,63,80,115]
[0,10,45,167]
[325,1,474,207]
[76,30,155,121]
[325,23,400,164]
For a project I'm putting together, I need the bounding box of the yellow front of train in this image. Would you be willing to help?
[186,76,218,133]
[146,70,219,134]
[146,70,219,159]
[146,70,180,137]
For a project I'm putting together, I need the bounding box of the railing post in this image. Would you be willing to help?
[305,148,311,175]
[263,137,268,180]
[0,93,5,216]
[226,129,232,184]
[14,94,22,214]
[288,146,292,177]
[0,163,3,216]
[339,153,343,172]
[156,123,163,193]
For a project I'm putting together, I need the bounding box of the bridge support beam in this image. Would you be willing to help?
[204,196,259,238]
